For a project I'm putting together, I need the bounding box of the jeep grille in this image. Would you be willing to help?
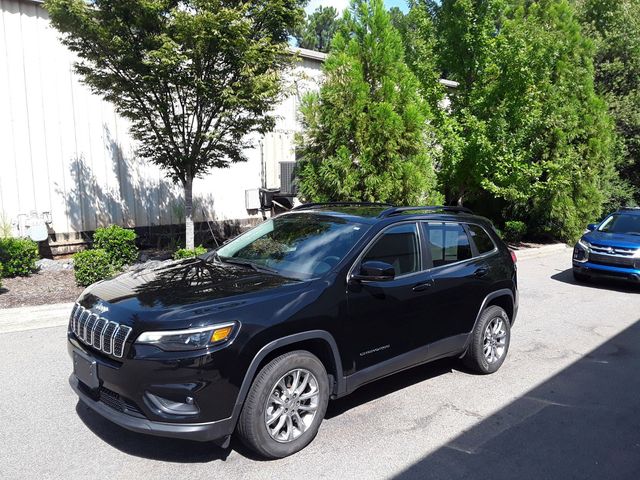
[69,304,132,358]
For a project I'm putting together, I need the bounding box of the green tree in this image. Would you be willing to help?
[575,0,640,205]
[297,0,441,205]
[418,0,618,241]
[45,0,304,249]
[294,6,343,53]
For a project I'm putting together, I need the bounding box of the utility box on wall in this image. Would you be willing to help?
[245,189,261,210]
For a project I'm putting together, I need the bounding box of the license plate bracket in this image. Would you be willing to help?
[73,349,99,390]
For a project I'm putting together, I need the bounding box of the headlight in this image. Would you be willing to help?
[574,239,590,263]
[577,239,592,250]
[136,322,238,351]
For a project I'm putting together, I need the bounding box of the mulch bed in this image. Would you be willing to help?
[0,270,83,309]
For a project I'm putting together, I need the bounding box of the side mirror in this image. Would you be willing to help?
[586,223,597,231]
[351,260,395,282]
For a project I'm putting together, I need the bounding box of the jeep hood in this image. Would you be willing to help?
[78,257,304,318]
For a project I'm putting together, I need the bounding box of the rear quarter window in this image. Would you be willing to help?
[467,224,496,254]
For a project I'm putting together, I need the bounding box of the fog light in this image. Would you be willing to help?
[145,392,200,416]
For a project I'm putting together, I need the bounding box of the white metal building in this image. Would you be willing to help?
[0,0,325,251]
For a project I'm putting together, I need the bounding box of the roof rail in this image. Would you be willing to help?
[292,202,394,211]
[378,205,474,218]
[618,206,640,210]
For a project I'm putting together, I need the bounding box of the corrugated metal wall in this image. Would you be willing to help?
[0,0,323,240]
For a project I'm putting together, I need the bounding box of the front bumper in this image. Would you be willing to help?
[67,333,241,443]
[573,261,640,282]
[69,374,234,442]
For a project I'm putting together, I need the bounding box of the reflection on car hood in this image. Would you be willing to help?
[583,231,640,249]
[81,257,302,312]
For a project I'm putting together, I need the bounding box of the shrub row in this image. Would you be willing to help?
[73,249,118,287]
[0,237,39,277]
[502,221,528,243]
[73,225,138,287]
[173,245,207,259]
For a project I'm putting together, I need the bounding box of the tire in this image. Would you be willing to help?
[462,305,511,374]
[237,350,330,459]
[573,270,590,282]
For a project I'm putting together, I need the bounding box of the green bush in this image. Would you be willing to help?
[93,225,138,267]
[0,237,39,276]
[0,262,4,289]
[173,245,207,260]
[503,221,527,243]
[73,249,118,287]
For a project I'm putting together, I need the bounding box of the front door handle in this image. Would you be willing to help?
[474,267,489,278]
[412,280,434,292]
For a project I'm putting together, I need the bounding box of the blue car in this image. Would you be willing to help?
[573,207,640,283]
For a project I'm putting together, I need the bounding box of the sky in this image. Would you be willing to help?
[305,0,408,14]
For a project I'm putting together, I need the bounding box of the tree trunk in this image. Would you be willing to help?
[184,175,195,250]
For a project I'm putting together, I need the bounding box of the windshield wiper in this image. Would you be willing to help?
[217,257,280,275]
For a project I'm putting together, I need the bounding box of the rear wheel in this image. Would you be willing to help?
[237,351,329,459]
[462,305,511,374]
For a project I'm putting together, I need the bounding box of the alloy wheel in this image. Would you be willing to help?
[264,368,320,443]
[483,317,507,364]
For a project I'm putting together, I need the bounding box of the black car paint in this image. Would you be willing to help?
[68,208,518,445]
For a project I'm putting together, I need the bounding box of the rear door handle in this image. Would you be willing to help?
[412,279,434,292]
[474,267,489,278]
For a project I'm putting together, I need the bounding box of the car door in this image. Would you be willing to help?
[346,222,434,372]
[416,221,494,351]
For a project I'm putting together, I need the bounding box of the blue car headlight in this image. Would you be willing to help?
[573,239,590,263]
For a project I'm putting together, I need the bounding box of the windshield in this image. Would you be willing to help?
[597,214,640,235]
[212,214,369,279]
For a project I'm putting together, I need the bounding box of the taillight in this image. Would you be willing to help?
[510,250,517,264]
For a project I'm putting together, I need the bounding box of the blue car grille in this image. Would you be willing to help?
[589,253,637,269]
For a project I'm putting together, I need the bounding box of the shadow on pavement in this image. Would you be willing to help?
[327,358,456,419]
[551,268,640,294]
[75,402,231,462]
[393,319,640,480]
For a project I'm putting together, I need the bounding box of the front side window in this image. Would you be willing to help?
[361,223,421,276]
[598,214,640,235]
[214,214,369,279]
[467,224,496,254]
[424,222,472,267]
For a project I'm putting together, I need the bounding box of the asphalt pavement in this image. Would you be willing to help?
[1,248,639,480]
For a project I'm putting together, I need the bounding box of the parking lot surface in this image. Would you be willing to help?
[1,248,639,479]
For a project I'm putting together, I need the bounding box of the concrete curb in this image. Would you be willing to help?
[513,243,571,260]
[0,302,73,334]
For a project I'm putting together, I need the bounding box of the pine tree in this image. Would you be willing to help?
[414,0,619,241]
[575,0,640,205]
[294,6,343,53]
[297,0,441,205]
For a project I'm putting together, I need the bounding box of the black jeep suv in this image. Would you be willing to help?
[68,203,518,458]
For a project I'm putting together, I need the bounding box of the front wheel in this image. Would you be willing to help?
[462,305,511,374]
[237,351,329,459]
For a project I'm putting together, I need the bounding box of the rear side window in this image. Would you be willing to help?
[362,223,421,276]
[424,222,472,267]
[467,224,496,254]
